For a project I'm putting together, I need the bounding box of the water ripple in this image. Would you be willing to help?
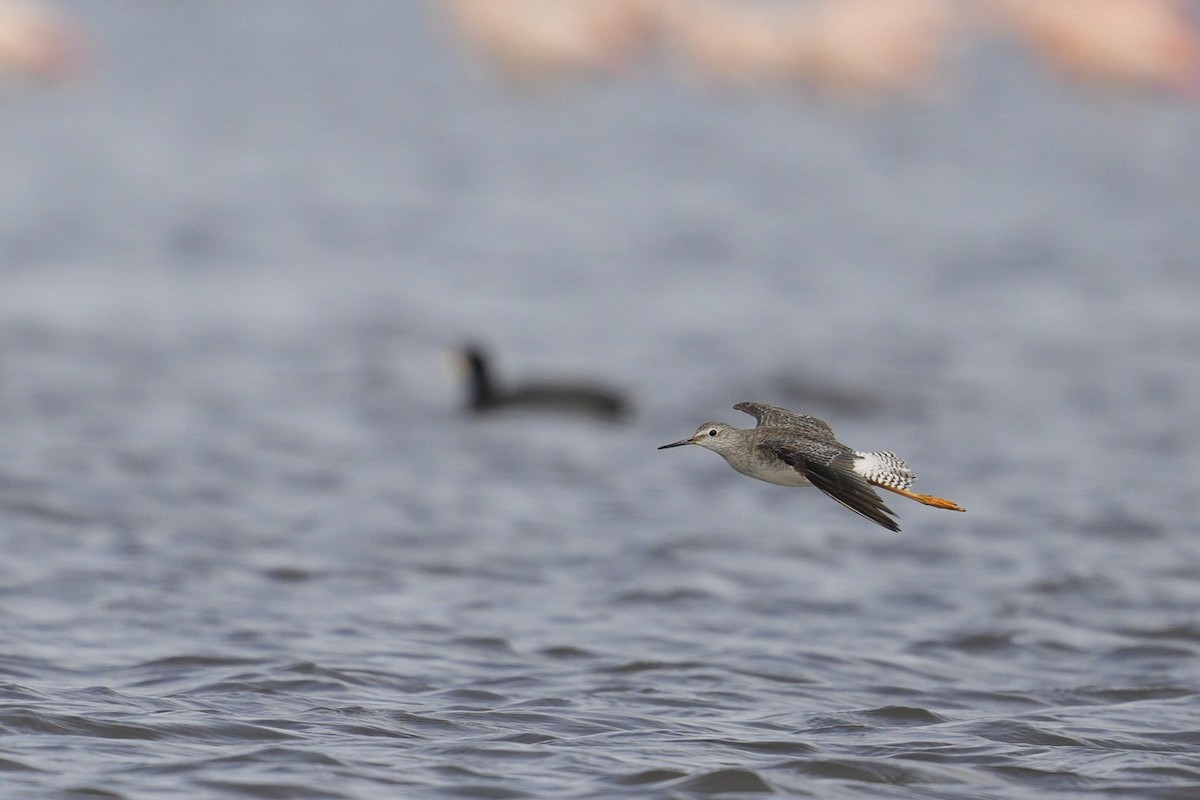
[666,768,774,795]
[784,756,937,786]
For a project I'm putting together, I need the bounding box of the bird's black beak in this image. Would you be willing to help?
[657,437,693,450]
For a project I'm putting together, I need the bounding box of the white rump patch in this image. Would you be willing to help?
[852,450,915,490]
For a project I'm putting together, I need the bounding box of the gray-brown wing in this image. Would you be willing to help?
[768,439,901,532]
[734,402,839,443]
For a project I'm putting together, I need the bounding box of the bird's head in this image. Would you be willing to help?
[658,422,739,455]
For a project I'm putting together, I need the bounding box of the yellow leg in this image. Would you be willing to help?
[876,484,965,512]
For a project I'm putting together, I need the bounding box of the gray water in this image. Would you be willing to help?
[2,3,1200,798]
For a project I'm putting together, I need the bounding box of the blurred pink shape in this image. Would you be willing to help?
[660,0,958,97]
[438,0,657,84]
[989,0,1200,93]
[0,0,87,83]
[799,0,957,95]
[658,0,809,87]
[434,0,1200,101]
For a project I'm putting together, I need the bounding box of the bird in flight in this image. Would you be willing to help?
[659,402,964,531]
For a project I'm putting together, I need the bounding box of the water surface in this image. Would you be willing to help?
[1,3,1199,798]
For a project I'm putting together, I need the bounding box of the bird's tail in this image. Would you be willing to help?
[854,450,966,512]
[853,450,916,490]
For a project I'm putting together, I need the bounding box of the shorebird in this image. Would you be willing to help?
[452,343,630,420]
[658,402,964,531]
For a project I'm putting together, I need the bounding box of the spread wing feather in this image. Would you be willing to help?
[772,443,901,532]
[733,402,839,443]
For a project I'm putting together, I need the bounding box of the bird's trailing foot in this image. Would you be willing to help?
[875,484,965,512]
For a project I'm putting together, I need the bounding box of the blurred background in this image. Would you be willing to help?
[2,2,1200,798]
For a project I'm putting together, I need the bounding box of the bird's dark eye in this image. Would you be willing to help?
[708,428,718,437]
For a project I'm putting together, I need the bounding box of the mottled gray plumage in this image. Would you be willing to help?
[659,402,965,531]
[733,401,840,443]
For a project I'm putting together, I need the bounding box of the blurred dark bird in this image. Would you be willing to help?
[453,344,630,420]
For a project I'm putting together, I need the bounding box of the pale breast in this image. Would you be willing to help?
[723,452,813,487]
